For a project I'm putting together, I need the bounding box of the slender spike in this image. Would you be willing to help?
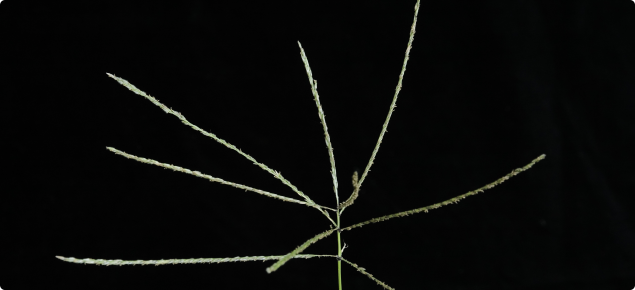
[342,154,546,232]
[340,258,395,290]
[266,228,336,273]
[356,0,421,192]
[56,254,336,266]
[106,73,321,210]
[297,43,340,203]
[106,147,337,216]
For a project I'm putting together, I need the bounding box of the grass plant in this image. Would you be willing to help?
[56,0,546,289]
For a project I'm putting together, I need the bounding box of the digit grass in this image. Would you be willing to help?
[56,1,546,289]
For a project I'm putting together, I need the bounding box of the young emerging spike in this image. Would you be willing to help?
[339,171,360,211]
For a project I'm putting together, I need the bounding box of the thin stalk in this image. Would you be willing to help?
[337,210,343,290]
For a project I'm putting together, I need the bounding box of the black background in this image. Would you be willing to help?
[3,0,635,289]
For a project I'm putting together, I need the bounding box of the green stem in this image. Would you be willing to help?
[337,209,342,290]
